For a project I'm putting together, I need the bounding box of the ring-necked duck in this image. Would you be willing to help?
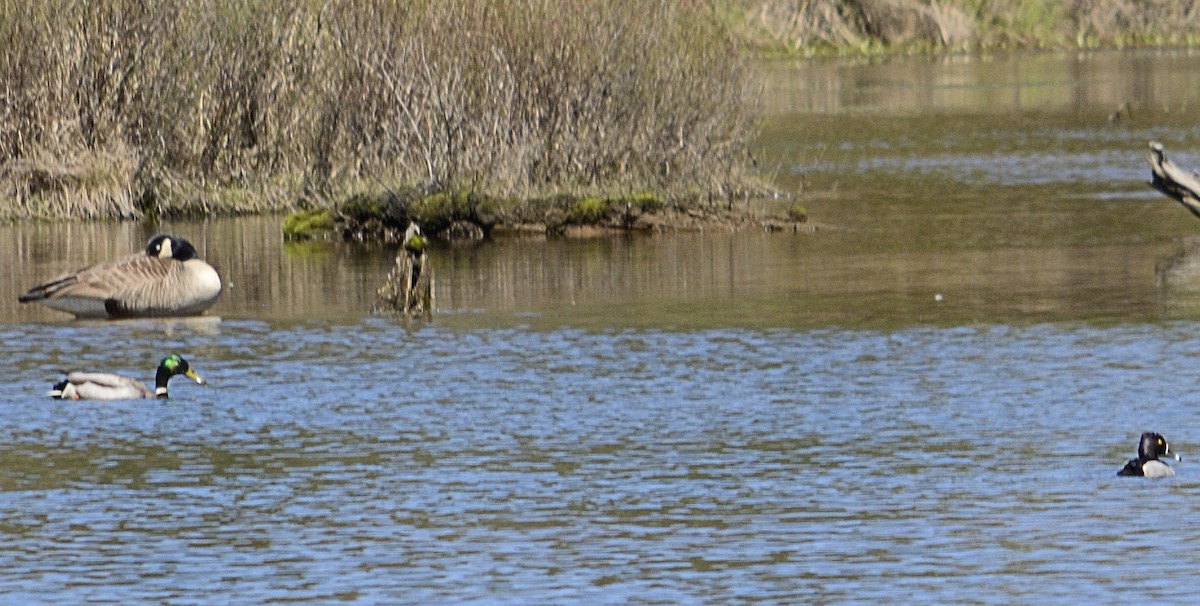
[1117,432,1181,478]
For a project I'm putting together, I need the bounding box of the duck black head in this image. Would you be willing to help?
[146,235,199,262]
[1138,432,1180,463]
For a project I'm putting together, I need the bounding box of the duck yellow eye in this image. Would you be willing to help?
[1159,438,1165,445]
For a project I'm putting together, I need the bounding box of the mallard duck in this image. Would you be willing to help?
[49,354,207,400]
[19,234,222,318]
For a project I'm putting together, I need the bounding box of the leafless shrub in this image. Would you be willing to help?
[0,0,756,219]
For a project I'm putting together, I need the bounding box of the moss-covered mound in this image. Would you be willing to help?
[288,186,813,243]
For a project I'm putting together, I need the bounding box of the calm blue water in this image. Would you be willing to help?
[2,318,1199,603]
[11,49,1200,604]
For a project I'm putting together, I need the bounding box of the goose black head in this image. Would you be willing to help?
[146,235,199,262]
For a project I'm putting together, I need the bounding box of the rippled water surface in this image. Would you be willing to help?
[7,51,1200,604]
[4,321,1200,603]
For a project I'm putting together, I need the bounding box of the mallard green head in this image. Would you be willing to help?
[154,354,206,398]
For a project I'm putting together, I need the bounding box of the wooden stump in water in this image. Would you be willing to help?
[375,223,433,319]
[1149,141,1200,219]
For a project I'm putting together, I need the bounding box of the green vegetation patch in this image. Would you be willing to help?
[322,187,669,241]
[539,192,666,234]
[328,188,504,243]
[282,208,335,240]
[407,190,501,235]
[786,203,808,222]
[563,193,663,225]
[566,197,613,225]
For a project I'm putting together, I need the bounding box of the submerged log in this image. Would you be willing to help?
[1148,141,1200,219]
[375,223,433,319]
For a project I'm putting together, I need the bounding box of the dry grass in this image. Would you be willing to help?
[741,0,974,53]
[1064,0,1200,47]
[0,0,757,220]
[741,0,1200,54]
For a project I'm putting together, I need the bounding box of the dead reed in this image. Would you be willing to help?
[743,0,1200,55]
[0,0,756,220]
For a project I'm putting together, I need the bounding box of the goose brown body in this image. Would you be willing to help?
[19,235,222,318]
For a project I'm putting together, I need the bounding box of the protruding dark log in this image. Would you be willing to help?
[375,223,433,319]
[1149,141,1200,220]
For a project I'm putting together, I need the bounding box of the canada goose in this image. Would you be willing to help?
[49,354,207,400]
[19,234,222,318]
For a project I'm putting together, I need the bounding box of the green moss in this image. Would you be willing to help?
[338,193,386,223]
[626,192,663,213]
[786,203,808,222]
[328,187,669,239]
[409,190,467,228]
[330,187,506,240]
[566,197,613,224]
[410,190,501,234]
[562,193,663,226]
[403,233,427,254]
[282,208,335,240]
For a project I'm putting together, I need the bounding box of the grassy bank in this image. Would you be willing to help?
[0,0,758,224]
[735,0,1200,56]
[7,1,1188,231]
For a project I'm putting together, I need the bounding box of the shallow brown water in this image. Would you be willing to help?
[754,49,1200,327]
[9,53,1200,330]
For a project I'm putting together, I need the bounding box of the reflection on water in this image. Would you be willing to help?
[4,214,1199,330]
[1156,236,1200,313]
[758,48,1200,117]
[7,50,1200,603]
[1,219,396,324]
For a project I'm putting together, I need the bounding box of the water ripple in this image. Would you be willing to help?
[2,321,1200,603]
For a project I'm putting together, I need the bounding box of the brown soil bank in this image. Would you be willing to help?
[0,0,757,222]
